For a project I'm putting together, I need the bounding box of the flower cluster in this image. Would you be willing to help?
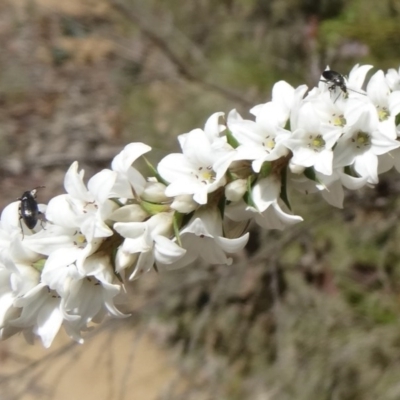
[0,64,399,347]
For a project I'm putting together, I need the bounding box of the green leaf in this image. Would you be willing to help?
[226,128,240,149]
[140,200,170,215]
[32,258,46,272]
[173,212,184,246]
[304,167,327,190]
[280,165,291,210]
[395,113,400,126]
[143,156,169,185]
[243,176,257,209]
[259,161,272,178]
[304,166,317,181]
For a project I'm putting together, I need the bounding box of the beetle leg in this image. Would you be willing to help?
[38,211,47,230]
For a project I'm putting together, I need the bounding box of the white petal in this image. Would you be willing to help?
[126,168,147,196]
[64,162,93,202]
[111,142,151,172]
[158,153,194,183]
[129,250,154,280]
[23,226,77,256]
[371,130,400,155]
[182,129,213,166]
[389,91,400,116]
[339,171,368,190]
[204,112,225,140]
[215,233,249,254]
[36,298,63,348]
[354,152,378,183]
[88,169,117,204]
[1,202,21,235]
[314,150,333,176]
[46,195,81,228]
[181,217,212,238]
[192,185,209,205]
[348,64,373,89]
[252,176,281,212]
[164,179,201,198]
[114,221,147,239]
[321,179,344,208]
[154,235,186,264]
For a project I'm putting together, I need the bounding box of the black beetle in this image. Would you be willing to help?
[320,70,348,102]
[17,186,45,234]
[320,69,365,102]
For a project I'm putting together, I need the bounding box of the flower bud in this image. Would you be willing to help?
[147,212,174,237]
[225,179,247,202]
[141,182,169,203]
[109,204,148,222]
[171,195,198,213]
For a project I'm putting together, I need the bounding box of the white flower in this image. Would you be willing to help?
[251,80,300,125]
[41,244,93,295]
[319,64,372,103]
[11,283,67,348]
[251,175,303,229]
[179,112,226,147]
[46,162,118,242]
[227,108,291,172]
[158,126,230,205]
[114,212,186,279]
[290,168,368,208]
[157,207,249,270]
[61,253,127,325]
[40,250,127,342]
[305,87,347,129]
[226,175,302,230]
[365,70,400,139]
[111,142,151,198]
[334,110,400,184]
[225,199,302,230]
[225,174,303,230]
[286,102,342,175]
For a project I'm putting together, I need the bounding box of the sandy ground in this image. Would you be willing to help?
[0,321,184,400]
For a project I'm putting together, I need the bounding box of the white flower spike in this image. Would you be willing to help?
[0,64,399,347]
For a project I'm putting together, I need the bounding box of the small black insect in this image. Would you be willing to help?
[18,186,46,236]
[321,70,348,102]
[320,70,365,102]
[322,70,347,91]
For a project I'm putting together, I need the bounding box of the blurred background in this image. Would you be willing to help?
[1,0,400,399]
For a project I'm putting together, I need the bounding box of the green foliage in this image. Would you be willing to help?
[320,0,400,68]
